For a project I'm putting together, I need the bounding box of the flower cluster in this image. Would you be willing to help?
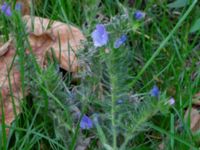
[80,114,93,129]
[114,34,127,49]
[150,85,175,105]
[134,10,145,20]
[150,85,160,97]
[91,24,127,49]
[83,9,174,131]
[91,10,146,49]
[91,24,108,47]
[1,2,22,16]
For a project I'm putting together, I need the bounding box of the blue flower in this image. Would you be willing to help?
[91,24,108,47]
[15,2,22,11]
[169,97,175,105]
[80,115,93,129]
[150,85,159,97]
[116,99,124,104]
[134,10,145,20]
[1,2,22,16]
[114,34,127,49]
[1,3,12,16]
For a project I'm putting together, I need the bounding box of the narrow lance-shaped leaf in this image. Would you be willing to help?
[168,0,188,8]
[190,18,200,33]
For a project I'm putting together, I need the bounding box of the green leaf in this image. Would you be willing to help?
[190,18,200,33]
[168,0,188,8]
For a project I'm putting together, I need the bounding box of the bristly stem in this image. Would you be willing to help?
[108,55,118,149]
[111,82,117,150]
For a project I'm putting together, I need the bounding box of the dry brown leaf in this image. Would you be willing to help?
[23,15,86,72]
[0,32,57,134]
[0,15,86,135]
[0,39,13,56]
[193,92,200,105]
[0,40,21,134]
[183,92,200,133]
[185,108,200,132]
[28,32,55,65]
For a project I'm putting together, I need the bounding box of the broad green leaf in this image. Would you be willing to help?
[168,0,188,8]
[190,18,200,33]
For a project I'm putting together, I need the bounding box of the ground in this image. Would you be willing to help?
[0,0,200,149]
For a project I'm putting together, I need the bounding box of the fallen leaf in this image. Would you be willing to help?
[0,15,86,135]
[185,108,200,132]
[28,32,55,65]
[23,15,86,72]
[183,92,200,133]
[0,40,21,134]
[0,32,56,134]
[193,92,200,105]
[0,39,12,56]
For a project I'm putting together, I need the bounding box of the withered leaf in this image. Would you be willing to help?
[185,108,200,132]
[193,92,200,105]
[0,39,12,56]
[28,32,55,65]
[23,15,86,72]
[0,40,21,135]
[0,15,86,135]
[184,92,200,133]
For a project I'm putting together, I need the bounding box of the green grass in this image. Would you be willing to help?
[0,0,200,149]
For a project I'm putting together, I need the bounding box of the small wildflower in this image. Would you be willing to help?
[91,24,108,47]
[104,48,110,53]
[134,10,145,20]
[1,2,22,16]
[169,97,175,105]
[114,34,127,49]
[117,99,124,104]
[150,85,159,97]
[80,115,93,129]
[15,2,22,11]
[1,3,12,16]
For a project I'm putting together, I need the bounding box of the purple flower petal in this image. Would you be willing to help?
[1,3,12,16]
[80,115,93,129]
[91,24,108,47]
[150,85,159,97]
[114,34,127,49]
[134,10,145,20]
[1,2,22,17]
[117,99,124,104]
[15,2,22,11]
[169,98,175,105]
